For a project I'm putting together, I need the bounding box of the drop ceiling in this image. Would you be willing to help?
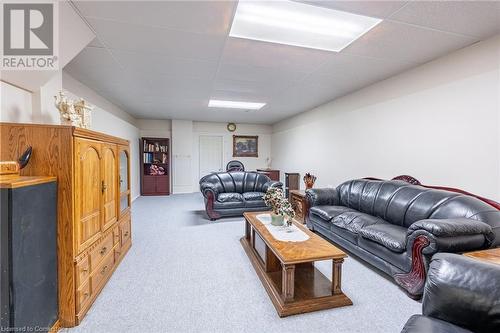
[65,0,500,124]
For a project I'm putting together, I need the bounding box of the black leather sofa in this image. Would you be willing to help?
[199,171,282,220]
[306,178,500,298]
[401,253,500,333]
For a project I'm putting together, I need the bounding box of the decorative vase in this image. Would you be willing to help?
[304,173,317,189]
[271,213,284,226]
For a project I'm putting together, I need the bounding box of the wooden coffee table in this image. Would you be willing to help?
[463,247,500,265]
[240,211,352,317]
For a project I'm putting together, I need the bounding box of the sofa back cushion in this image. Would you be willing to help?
[200,171,271,194]
[337,179,500,232]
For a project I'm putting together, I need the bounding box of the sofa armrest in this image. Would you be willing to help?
[422,253,500,333]
[199,182,220,199]
[408,218,494,239]
[406,219,495,253]
[305,188,339,207]
[262,181,283,192]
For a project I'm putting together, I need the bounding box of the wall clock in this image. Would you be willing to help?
[227,123,237,132]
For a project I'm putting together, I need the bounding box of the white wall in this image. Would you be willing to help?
[62,72,141,200]
[0,81,33,122]
[171,120,193,193]
[192,122,272,186]
[272,35,500,200]
[137,119,172,139]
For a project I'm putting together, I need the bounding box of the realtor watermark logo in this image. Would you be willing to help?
[1,1,59,70]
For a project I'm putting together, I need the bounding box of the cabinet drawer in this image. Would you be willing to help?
[120,215,131,246]
[90,249,115,294]
[89,232,114,272]
[76,280,91,313]
[112,225,120,245]
[75,255,90,289]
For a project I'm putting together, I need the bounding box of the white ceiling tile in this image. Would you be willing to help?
[212,78,292,99]
[221,37,332,73]
[75,0,236,35]
[295,0,408,18]
[112,50,219,80]
[86,18,227,61]
[342,20,478,64]
[391,1,500,38]
[147,75,213,101]
[217,62,307,83]
[307,53,417,88]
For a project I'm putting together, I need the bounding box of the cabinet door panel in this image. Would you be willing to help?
[142,176,156,195]
[156,177,168,193]
[75,139,102,253]
[118,146,130,215]
[102,144,118,230]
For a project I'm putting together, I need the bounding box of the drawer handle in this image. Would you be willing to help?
[101,265,108,275]
[82,268,88,273]
[124,231,129,237]
[83,292,89,297]
[101,181,107,193]
[100,246,107,255]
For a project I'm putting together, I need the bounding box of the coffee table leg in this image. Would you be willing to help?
[332,259,343,295]
[282,264,295,302]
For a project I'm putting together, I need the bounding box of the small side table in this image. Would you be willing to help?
[463,247,500,265]
[290,190,308,224]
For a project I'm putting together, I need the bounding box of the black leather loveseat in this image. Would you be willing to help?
[401,253,500,333]
[306,178,500,298]
[200,171,282,220]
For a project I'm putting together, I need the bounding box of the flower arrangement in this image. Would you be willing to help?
[263,187,295,225]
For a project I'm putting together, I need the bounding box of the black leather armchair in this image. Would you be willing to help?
[200,171,282,220]
[306,178,500,298]
[226,160,244,171]
[401,253,500,333]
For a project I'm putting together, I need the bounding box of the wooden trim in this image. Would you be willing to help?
[233,135,258,157]
[50,319,61,333]
[393,235,430,299]
[73,127,129,146]
[0,175,56,188]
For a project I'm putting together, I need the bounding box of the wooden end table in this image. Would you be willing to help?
[289,190,308,224]
[240,211,352,317]
[463,247,500,265]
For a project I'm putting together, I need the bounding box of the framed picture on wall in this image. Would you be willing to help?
[233,135,258,157]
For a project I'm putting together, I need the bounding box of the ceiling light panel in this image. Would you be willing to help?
[208,99,266,110]
[229,0,382,52]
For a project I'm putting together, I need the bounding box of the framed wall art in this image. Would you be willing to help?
[233,135,258,157]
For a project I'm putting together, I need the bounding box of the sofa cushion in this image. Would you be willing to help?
[217,193,244,203]
[332,211,388,234]
[243,192,265,201]
[401,314,473,333]
[245,199,267,208]
[310,206,356,221]
[359,224,407,253]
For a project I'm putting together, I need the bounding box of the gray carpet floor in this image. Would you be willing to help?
[64,193,421,333]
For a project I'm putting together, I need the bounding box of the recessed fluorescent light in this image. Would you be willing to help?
[208,99,266,110]
[229,0,382,52]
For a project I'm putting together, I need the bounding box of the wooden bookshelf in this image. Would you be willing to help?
[140,137,170,195]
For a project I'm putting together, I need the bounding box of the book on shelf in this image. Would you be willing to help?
[143,141,168,153]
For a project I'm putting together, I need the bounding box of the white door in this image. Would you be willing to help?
[199,135,223,178]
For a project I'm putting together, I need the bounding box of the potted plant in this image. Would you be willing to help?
[263,187,296,226]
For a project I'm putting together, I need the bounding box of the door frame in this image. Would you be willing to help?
[198,134,224,179]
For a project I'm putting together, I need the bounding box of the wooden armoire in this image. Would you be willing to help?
[0,123,132,327]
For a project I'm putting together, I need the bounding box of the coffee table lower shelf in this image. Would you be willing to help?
[240,236,352,317]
